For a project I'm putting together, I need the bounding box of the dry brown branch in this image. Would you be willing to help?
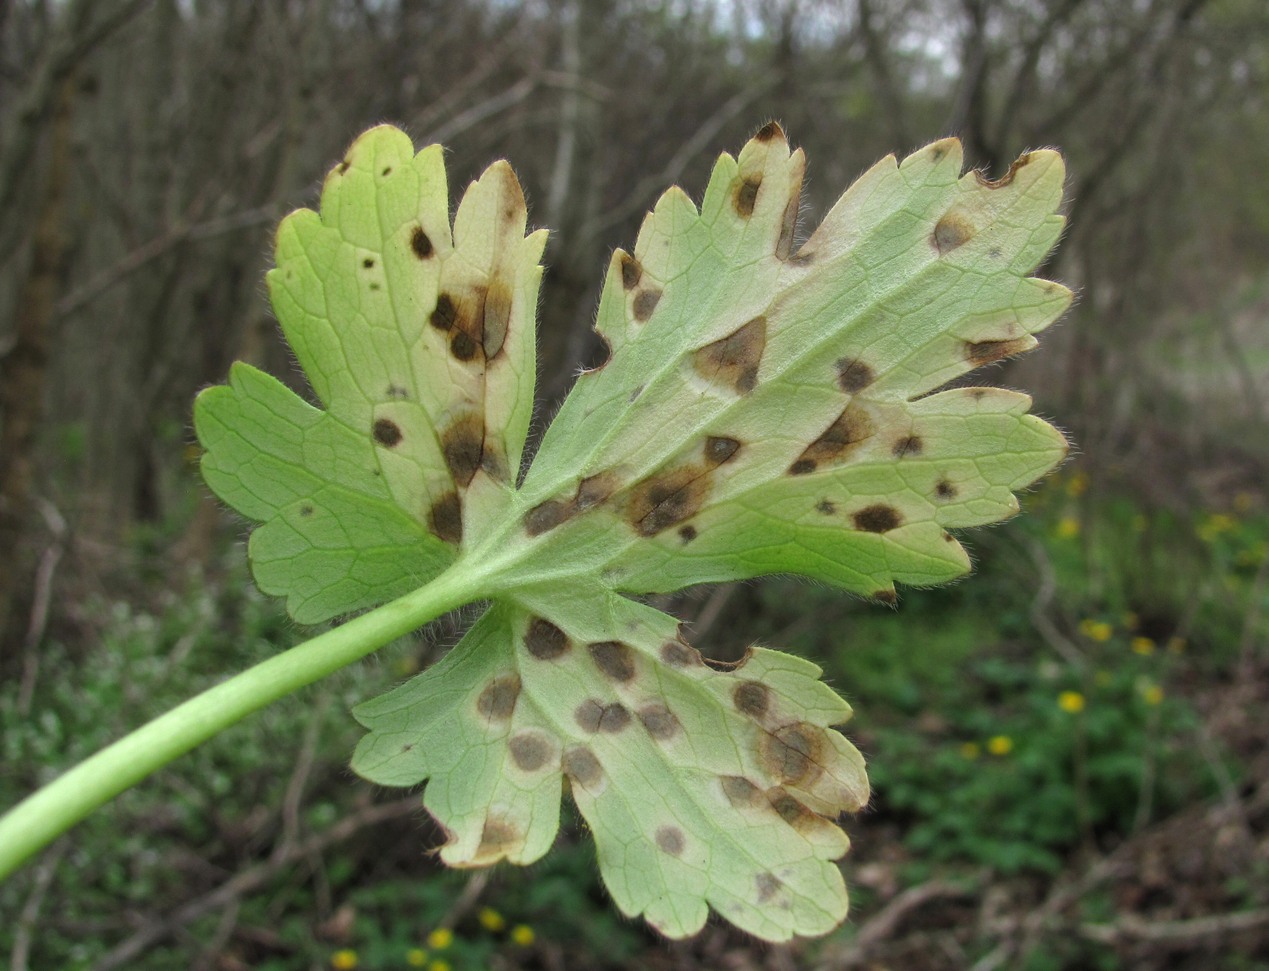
[1079,908,1269,945]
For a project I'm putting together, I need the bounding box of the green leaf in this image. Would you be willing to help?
[195,122,1070,940]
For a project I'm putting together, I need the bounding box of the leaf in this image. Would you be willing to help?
[195,122,1070,939]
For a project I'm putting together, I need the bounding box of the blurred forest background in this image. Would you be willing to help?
[2,0,1268,968]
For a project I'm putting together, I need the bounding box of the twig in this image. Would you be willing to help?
[9,840,66,971]
[1080,908,1269,944]
[814,879,977,969]
[1025,537,1086,668]
[17,498,67,717]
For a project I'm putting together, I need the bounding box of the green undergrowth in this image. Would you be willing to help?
[2,471,1263,968]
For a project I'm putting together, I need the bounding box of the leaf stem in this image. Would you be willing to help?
[0,567,479,881]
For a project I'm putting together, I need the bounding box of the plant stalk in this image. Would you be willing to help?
[0,568,478,880]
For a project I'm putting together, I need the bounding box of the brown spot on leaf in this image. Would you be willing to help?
[628,384,644,402]
[933,211,974,254]
[589,641,636,682]
[429,491,463,544]
[703,647,753,671]
[756,873,782,903]
[525,499,574,536]
[655,825,685,856]
[627,466,710,537]
[441,414,484,486]
[619,252,642,290]
[509,732,552,772]
[704,436,741,467]
[733,681,771,718]
[816,499,835,515]
[935,479,956,500]
[476,675,520,722]
[363,257,375,268]
[525,617,570,660]
[660,641,702,667]
[450,330,478,361]
[872,589,898,605]
[476,815,519,860]
[430,293,457,331]
[632,288,661,322]
[735,176,761,218]
[721,775,762,808]
[975,152,1033,189]
[789,405,873,474]
[299,504,314,517]
[694,316,766,394]
[835,357,875,394]
[777,190,800,260]
[563,746,603,788]
[638,703,681,740]
[336,159,350,174]
[575,699,631,734]
[769,789,817,831]
[754,121,784,142]
[893,435,923,458]
[966,338,1031,365]
[762,723,824,786]
[576,472,619,510]
[678,525,697,543]
[410,226,433,259]
[482,278,512,358]
[373,418,403,447]
[386,384,407,399]
[853,504,902,533]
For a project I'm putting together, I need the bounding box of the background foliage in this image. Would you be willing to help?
[1,0,1267,968]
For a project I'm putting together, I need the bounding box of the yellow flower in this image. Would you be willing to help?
[1078,619,1113,642]
[428,961,451,971]
[959,741,981,760]
[406,950,428,968]
[987,735,1013,756]
[426,928,453,950]
[1058,691,1085,713]
[1141,684,1164,705]
[1065,471,1089,497]
[331,950,358,971]
[478,906,506,932]
[511,924,536,946]
[1131,636,1156,656]
[1055,516,1081,539]
[1198,512,1236,542]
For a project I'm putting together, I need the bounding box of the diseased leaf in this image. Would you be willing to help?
[196,122,1070,939]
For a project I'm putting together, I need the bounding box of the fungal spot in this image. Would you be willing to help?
[299,504,314,517]
[762,724,823,785]
[835,357,875,394]
[660,641,702,667]
[509,732,552,772]
[678,525,697,543]
[373,418,403,447]
[410,226,433,259]
[619,252,642,290]
[429,491,463,544]
[482,278,512,358]
[632,288,661,322]
[525,499,574,537]
[943,531,955,542]
[576,472,619,510]
[789,404,874,474]
[935,479,956,500]
[363,257,375,268]
[525,617,570,660]
[401,743,413,753]
[476,675,521,722]
[694,316,766,394]
[893,435,923,458]
[638,703,681,740]
[575,699,631,734]
[628,384,644,402]
[816,499,835,515]
[368,282,380,291]
[735,176,761,218]
[769,789,817,830]
[777,191,800,260]
[930,145,947,162]
[975,152,1032,189]
[721,775,763,808]
[932,211,974,254]
[852,503,902,533]
[476,816,519,859]
[386,384,408,399]
[655,825,685,856]
[734,681,771,718]
[450,331,478,361]
[563,747,603,788]
[754,121,783,142]
[966,338,1030,365]
[755,873,782,903]
[703,647,753,671]
[430,293,457,331]
[336,159,350,174]
[589,641,636,682]
[441,414,484,486]
[704,436,741,467]
[969,388,988,400]
[627,467,710,536]
[872,589,898,605]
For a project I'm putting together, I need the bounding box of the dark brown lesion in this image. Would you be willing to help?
[474,815,520,863]
[693,316,766,395]
[721,775,763,808]
[852,504,903,533]
[734,176,761,218]
[619,252,642,290]
[410,226,434,259]
[892,434,923,458]
[626,466,711,537]
[482,278,513,358]
[440,414,485,486]
[935,479,957,500]
[576,471,619,510]
[525,499,574,537]
[932,211,974,254]
[428,491,463,544]
[655,825,685,856]
[638,703,681,740]
[588,641,636,682]
[872,589,898,605]
[755,872,783,903]
[703,436,741,467]
[776,190,800,260]
[524,617,570,659]
[733,680,771,718]
[508,732,552,772]
[574,699,631,734]
[760,722,825,786]
[789,404,873,475]
[372,417,403,447]
[965,337,1031,365]
[476,675,521,722]
[974,152,1033,189]
[754,121,784,142]
[835,357,875,394]
[563,746,603,788]
[678,525,697,543]
[632,288,661,322]
[660,640,703,667]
